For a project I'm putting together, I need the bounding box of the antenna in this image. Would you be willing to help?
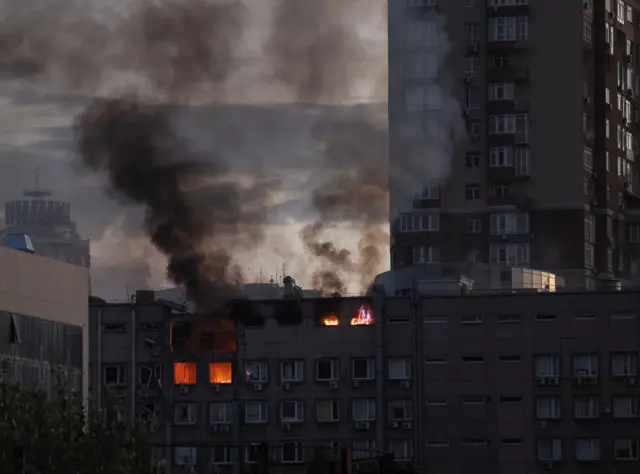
[23,166,52,199]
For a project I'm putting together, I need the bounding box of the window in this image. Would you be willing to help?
[413,245,439,264]
[499,354,521,363]
[611,311,636,319]
[488,83,515,101]
[425,397,448,405]
[388,358,412,380]
[463,396,486,404]
[537,397,561,419]
[103,323,125,332]
[574,354,598,377]
[139,364,160,386]
[174,447,197,466]
[501,438,524,445]
[316,400,340,422]
[403,54,438,79]
[245,361,268,383]
[489,212,529,234]
[615,439,639,460]
[462,438,488,446]
[461,314,483,324]
[575,396,599,419]
[426,439,450,447]
[535,355,560,377]
[465,86,481,110]
[174,362,197,385]
[424,315,447,324]
[499,396,522,404]
[583,16,592,42]
[352,358,375,380]
[538,439,562,461]
[353,399,376,421]
[488,0,529,5]
[490,183,511,199]
[316,359,339,381]
[465,183,481,200]
[613,396,638,418]
[489,114,528,142]
[489,147,513,167]
[464,57,477,77]
[576,439,600,461]
[281,360,304,382]
[498,314,520,323]
[405,84,442,111]
[388,400,413,421]
[210,402,231,424]
[488,17,528,42]
[490,243,530,266]
[389,440,413,461]
[464,23,478,44]
[466,153,481,168]
[583,147,593,171]
[353,440,377,460]
[244,444,261,464]
[399,213,440,232]
[585,243,594,269]
[104,365,126,386]
[245,401,267,423]
[425,357,447,364]
[281,400,304,423]
[612,353,637,377]
[466,219,482,233]
[209,362,232,384]
[617,0,625,24]
[584,214,595,243]
[462,356,484,364]
[281,442,303,464]
[175,403,197,425]
[211,445,232,465]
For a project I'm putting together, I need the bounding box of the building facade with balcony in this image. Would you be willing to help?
[91,287,640,474]
[388,0,640,290]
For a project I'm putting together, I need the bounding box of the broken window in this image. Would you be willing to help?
[173,362,197,385]
[209,362,232,384]
[139,364,162,386]
[104,365,125,386]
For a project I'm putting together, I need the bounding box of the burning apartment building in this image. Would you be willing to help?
[89,279,640,474]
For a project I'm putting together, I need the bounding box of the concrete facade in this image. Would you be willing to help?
[0,245,90,400]
[91,288,640,473]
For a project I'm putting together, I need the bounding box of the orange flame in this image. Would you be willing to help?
[350,306,374,326]
[322,314,340,326]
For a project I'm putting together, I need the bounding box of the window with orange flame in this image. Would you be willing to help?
[209,362,233,384]
[173,362,197,385]
[321,314,340,326]
[350,306,374,326]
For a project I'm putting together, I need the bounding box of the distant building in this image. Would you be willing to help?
[1,170,90,270]
[90,284,640,473]
[0,239,90,401]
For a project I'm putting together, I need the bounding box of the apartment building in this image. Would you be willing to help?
[388,0,640,289]
[91,287,640,474]
[0,236,90,400]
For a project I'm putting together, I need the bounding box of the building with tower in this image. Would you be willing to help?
[1,169,90,269]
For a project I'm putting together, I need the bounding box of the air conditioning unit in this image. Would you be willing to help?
[467,42,479,53]
[282,423,292,431]
[491,6,499,11]
[281,383,291,391]
[219,424,230,435]
[253,383,263,391]
[402,422,413,430]
[584,97,591,104]
[329,381,339,389]
[471,134,481,142]
[586,376,598,385]
[602,406,611,414]
[210,424,220,434]
[607,103,612,110]
[352,380,360,388]
[627,377,637,386]
[389,421,399,429]
[400,381,411,389]
[548,377,560,386]
[537,421,547,429]
[180,385,190,394]
[543,461,555,470]
[354,421,371,430]
[536,377,547,386]
[212,384,221,392]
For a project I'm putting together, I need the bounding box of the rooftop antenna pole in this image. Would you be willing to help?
[23,166,52,199]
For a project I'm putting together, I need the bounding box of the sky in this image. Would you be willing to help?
[0,0,390,299]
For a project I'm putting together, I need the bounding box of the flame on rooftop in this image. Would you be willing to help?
[350,305,374,326]
[322,314,340,326]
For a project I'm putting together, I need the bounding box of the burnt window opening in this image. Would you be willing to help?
[102,323,125,333]
[140,320,163,331]
[171,320,192,352]
[230,300,264,327]
[315,300,342,326]
[276,301,303,326]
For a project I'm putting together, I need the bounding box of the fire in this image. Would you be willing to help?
[322,314,340,326]
[350,306,374,326]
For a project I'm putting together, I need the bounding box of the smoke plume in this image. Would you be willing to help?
[75,99,279,309]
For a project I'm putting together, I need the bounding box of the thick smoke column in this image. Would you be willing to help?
[75,99,278,309]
